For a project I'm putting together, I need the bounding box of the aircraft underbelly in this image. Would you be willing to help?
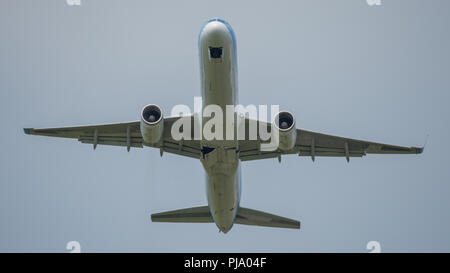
[199,19,240,233]
[201,148,239,233]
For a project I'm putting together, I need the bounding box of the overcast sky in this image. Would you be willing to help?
[1,0,449,252]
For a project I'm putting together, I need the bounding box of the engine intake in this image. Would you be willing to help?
[274,111,297,151]
[140,104,164,144]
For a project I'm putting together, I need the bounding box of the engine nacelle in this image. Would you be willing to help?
[273,111,297,151]
[140,104,164,144]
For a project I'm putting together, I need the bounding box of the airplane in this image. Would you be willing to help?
[24,18,424,233]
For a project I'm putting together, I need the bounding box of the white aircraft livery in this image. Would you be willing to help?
[24,18,423,233]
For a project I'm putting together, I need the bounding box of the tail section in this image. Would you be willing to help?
[151,206,300,230]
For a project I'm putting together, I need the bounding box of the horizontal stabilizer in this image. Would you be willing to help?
[151,206,300,230]
[236,207,300,229]
[151,206,213,223]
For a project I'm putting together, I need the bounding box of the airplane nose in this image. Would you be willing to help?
[199,19,233,46]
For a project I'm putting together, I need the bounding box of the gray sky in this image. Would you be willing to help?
[1,0,449,252]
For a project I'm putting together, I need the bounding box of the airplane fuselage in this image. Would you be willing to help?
[198,18,240,233]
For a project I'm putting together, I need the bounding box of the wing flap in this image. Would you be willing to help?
[79,138,143,148]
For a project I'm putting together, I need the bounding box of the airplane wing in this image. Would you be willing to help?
[24,116,202,159]
[238,119,424,162]
[24,116,422,162]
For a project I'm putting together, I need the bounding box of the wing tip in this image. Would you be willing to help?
[415,146,424,154]
[23,128,33,135]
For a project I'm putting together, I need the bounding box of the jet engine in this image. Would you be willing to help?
[140,104,164,144]
[273,111,297,151]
